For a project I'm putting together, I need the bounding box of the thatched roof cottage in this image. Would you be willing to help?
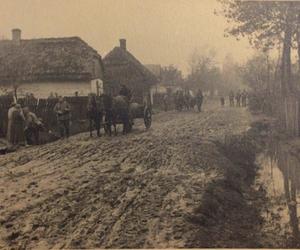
[103,39,158,103]
[0,29,105,98]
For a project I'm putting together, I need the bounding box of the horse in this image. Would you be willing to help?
[87,94,103,137]
[101,94,130,136]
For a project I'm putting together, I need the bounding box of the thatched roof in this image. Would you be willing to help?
[103,46,158,86]
[0,37,103,83]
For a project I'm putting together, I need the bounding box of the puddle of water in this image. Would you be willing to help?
[256,140,300,244]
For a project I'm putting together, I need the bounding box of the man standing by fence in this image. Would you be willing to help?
[23,107,43,145]
[54,97,71,139]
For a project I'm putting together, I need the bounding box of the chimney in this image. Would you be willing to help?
[119,39,126,51]
[12,28,21,45]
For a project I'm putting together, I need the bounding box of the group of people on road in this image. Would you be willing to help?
[227,90,248,107]
[170,89,204,112]
[6,96,72,148]
[6,102,43,147]
[5,84,208,149]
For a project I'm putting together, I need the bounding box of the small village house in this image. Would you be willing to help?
[103,39,158,103]
[0,29,105,98]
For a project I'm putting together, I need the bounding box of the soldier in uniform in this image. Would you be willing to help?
[195,89,204,112]
[53,97,71,139]
[235,90,241,107]
[220,96,225,107]
[229,91,234,107]
[241,90,248,107]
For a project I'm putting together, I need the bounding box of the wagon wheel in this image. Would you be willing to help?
[144,107,152,129]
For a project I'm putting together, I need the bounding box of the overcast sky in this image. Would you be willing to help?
[0,0,254,74]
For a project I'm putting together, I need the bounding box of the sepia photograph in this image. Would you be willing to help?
[0,0,300,249]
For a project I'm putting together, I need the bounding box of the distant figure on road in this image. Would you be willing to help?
[195,89,204,112]
[220,96,225,107]
[235,90,241,107]
[54,97,71,139]
[229,91,234,107]
[119,84,132,103]
[241,90,247,107]
[23,107,43,145]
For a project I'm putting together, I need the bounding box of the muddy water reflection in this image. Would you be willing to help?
[257,139,300,242]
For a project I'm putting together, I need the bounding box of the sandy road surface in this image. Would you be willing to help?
[0,103,250,249]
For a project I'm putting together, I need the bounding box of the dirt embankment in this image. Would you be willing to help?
[0,104,268,249]
[186,116,293,248]
[186,124,263,247]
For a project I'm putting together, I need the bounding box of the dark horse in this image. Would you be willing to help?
[87,94,103,137]
[101,94,130,136]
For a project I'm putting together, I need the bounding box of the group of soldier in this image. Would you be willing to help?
[164,89,204,112]
[227,90,248,107]
[6,96,72,148]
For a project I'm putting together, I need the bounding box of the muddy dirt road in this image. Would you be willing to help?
[0,103,252,249]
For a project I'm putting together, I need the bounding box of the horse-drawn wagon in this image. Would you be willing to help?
[90,94,152,135]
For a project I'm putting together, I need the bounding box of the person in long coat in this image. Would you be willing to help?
[10,104,26,146]
[6,102,17,143]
